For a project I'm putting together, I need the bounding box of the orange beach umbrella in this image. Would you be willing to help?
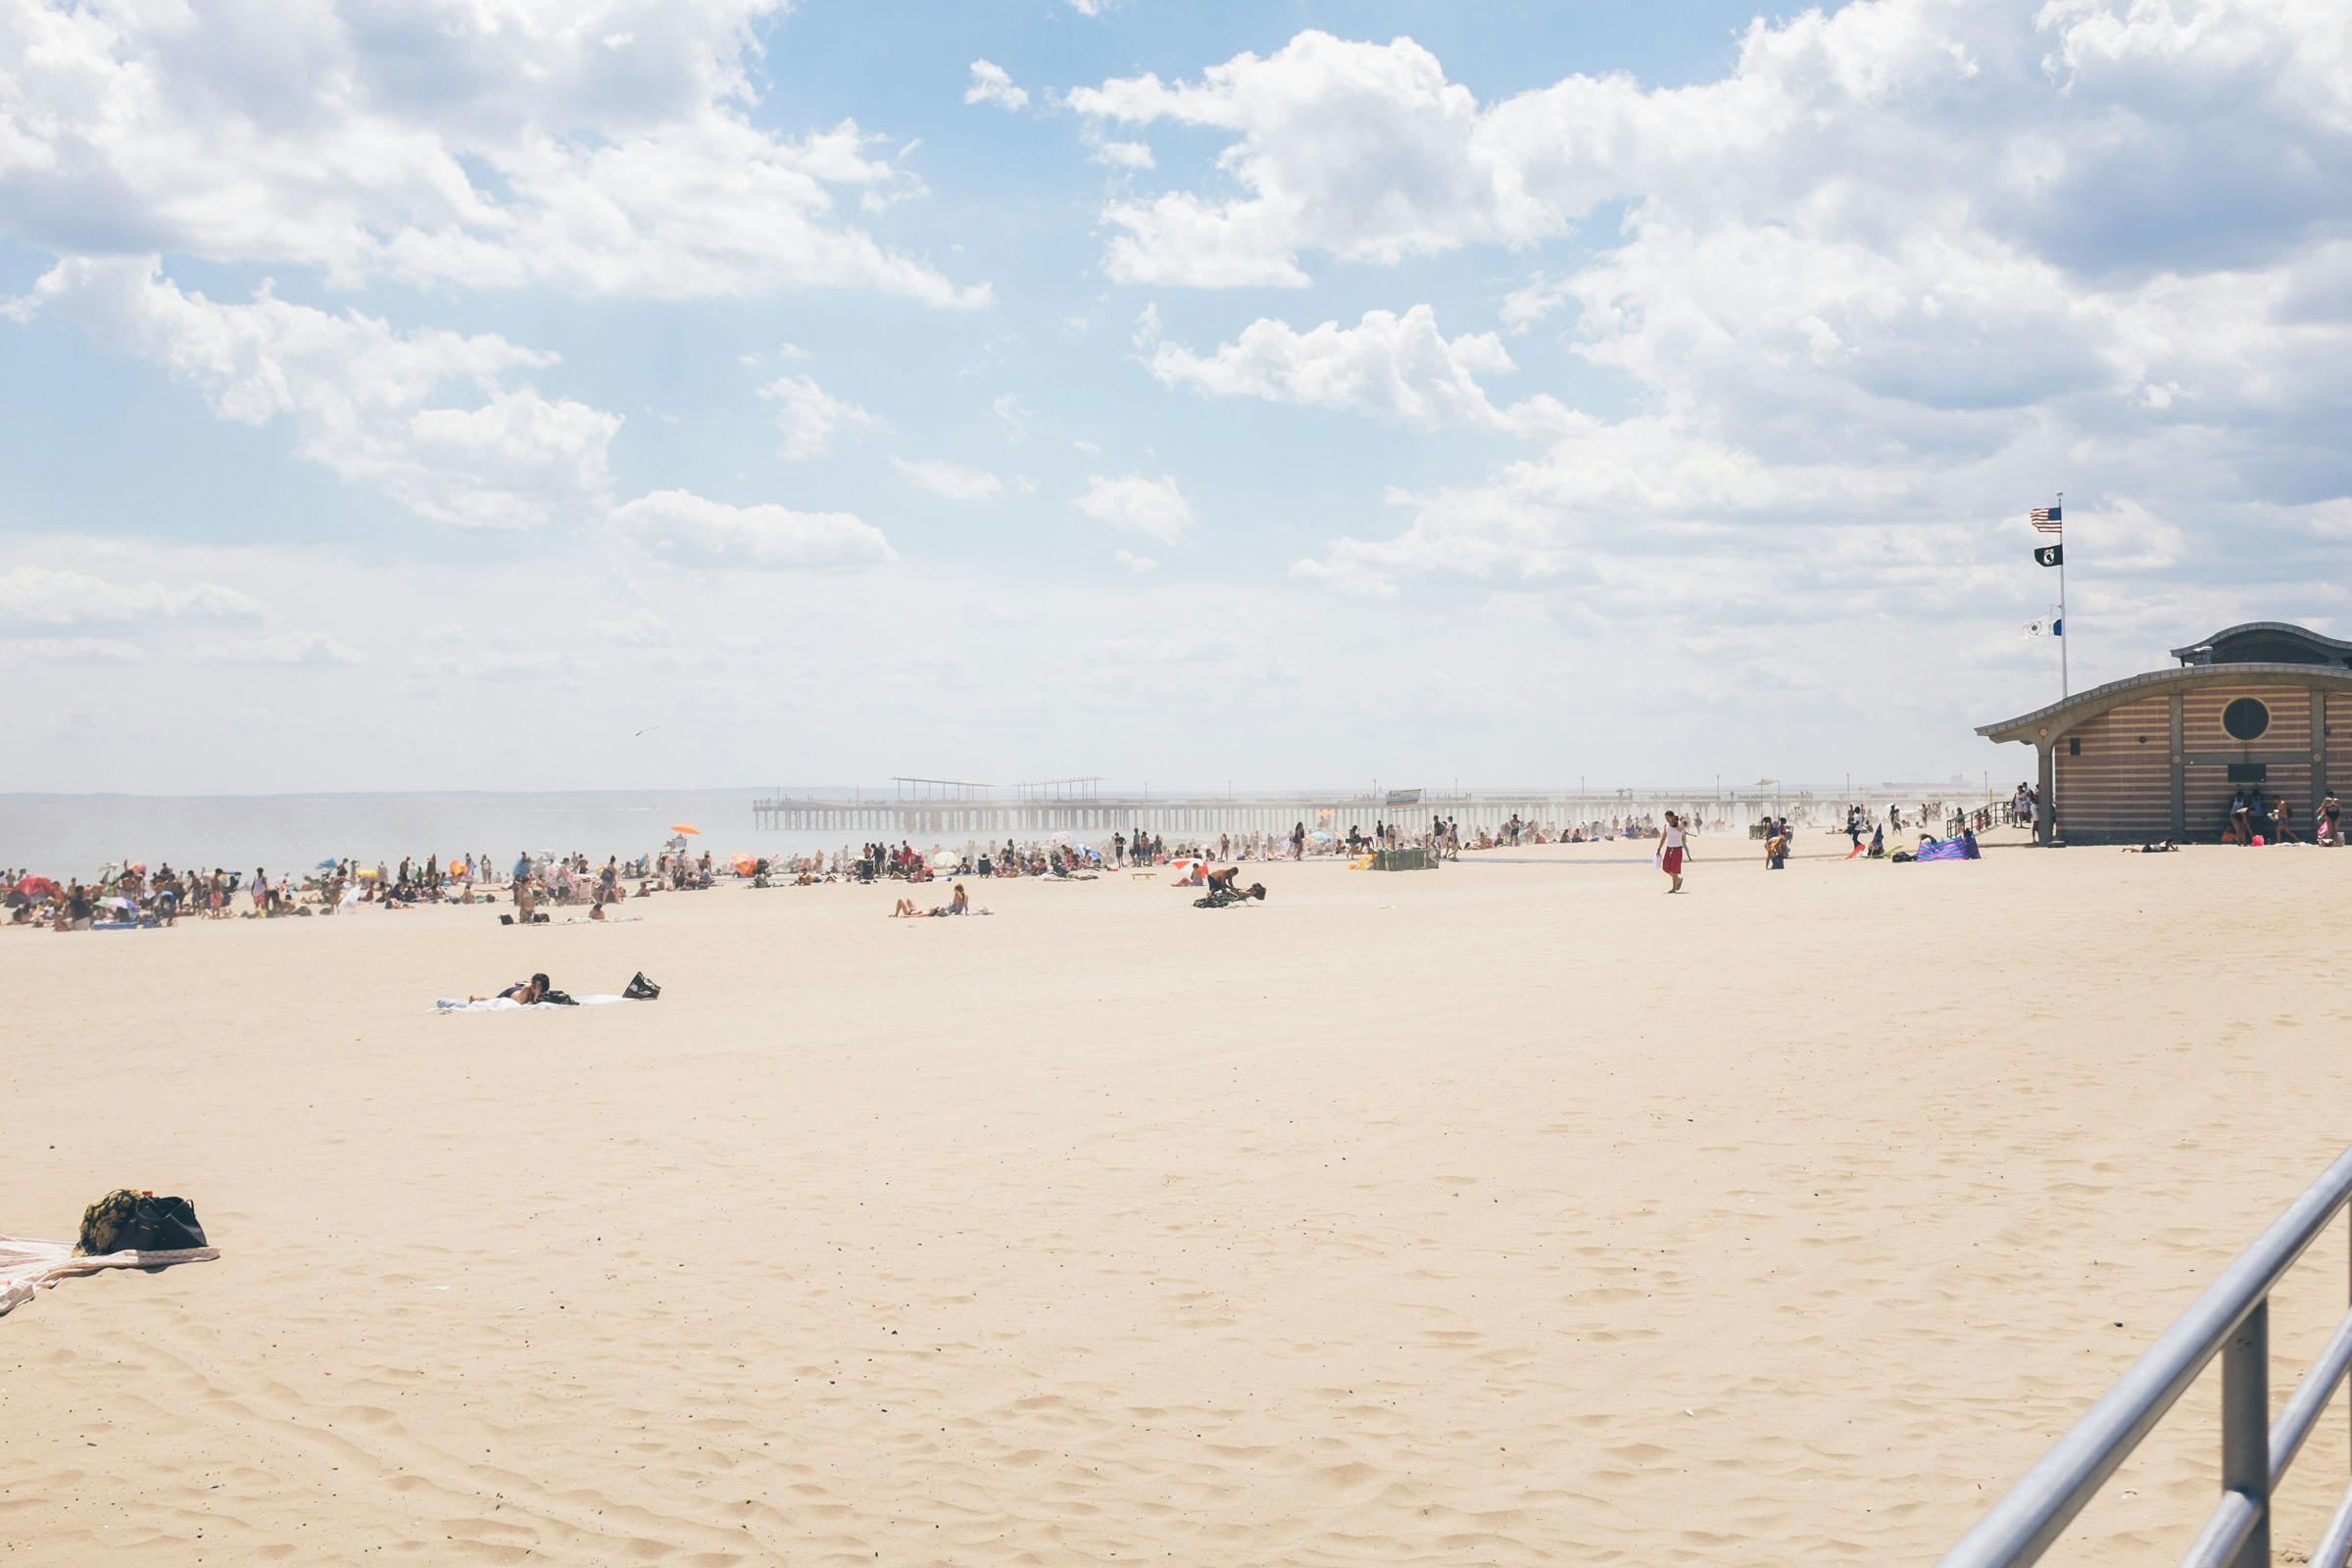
[671,823,701,835]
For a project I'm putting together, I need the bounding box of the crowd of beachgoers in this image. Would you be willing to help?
[4,798,2025,933]
[2,851,695,932]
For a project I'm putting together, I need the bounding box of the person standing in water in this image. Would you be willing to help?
[1659,810,1691,894]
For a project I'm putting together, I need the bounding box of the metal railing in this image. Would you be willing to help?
[1937,1143,2352,1568]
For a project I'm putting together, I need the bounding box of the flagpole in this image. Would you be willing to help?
[2056,490,2067,698]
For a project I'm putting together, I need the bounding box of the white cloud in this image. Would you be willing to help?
[1090,9,2352,616]
[1067,12,2352,295]
[761,373,884,462]
[1498,271,1578,335]
[0,636,144,669]
[1080,123,1154,169]
[1067,22,2018,286]
[1113,549,1158,572]
[192,632,362,668]
[1148,305,1569,435]
[1074,473,1193,544]
[0,564,264,628]
[592,609,679,647]
[0,0,985,307]
[992,392,1033,441]
[891,456,1004,500]
[408,628,582,685]
[965,61,1029,113]
[1286,554,1399,602]
[12,258,618,529]
[611,488,893,567]
[1090,139,1155,169]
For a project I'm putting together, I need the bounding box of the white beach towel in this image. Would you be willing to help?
[431,994,624,1011]
[0,1236,220,1320]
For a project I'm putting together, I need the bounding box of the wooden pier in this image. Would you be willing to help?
[748,778,1987,843]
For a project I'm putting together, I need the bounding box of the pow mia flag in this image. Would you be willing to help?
[2034,543,2064,567]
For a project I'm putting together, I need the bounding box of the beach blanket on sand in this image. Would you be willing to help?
[433,995,623,1011]
[1914,839,1970,862]
[0,1236,220,1319]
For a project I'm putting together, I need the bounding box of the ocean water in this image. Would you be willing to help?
[0,790,846,879]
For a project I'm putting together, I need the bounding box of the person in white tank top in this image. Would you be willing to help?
[1658,811,1691,894]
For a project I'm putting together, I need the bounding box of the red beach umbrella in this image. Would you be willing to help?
[14,875,58,899]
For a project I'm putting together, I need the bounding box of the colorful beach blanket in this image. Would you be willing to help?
[1914,839,1970,861]
[0,1236,220,1320]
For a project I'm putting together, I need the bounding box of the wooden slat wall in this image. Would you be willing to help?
[2055,696,2171,835]
[2182,684,2311,752]
[2182,685,2314,836]
[2183,764,2238,836]
[2331,694,2352,796]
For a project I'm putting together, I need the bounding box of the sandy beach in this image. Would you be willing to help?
[8,834,2352,1564]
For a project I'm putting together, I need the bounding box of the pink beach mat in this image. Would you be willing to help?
[0,1236,220,1319]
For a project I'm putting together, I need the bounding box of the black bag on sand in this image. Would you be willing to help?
[77,1190,207,1255]
[540,989,577,1005]
[623,971,661,1001]
[120,1195,208,1250]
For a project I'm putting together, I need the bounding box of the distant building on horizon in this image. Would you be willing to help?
[1978,622,2352,844]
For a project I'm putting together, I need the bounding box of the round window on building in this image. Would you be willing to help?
[2223,697,2271,742]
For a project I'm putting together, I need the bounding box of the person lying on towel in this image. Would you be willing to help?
[894,884,974,918]
[467,972,551,1004]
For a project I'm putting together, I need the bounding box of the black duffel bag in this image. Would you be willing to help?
[77,1190,208,1254]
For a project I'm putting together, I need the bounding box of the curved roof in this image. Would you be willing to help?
[1977,662,2352,746]
[2169,621,2352,665]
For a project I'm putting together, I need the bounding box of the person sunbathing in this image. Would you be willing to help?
[467,972,551,1004]
[892,897,921,917]
[950,883,969,914]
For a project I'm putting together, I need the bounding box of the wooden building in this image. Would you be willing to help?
[1978,622,2352,844]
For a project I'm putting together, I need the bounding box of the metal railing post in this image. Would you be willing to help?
[1936,1149,2352,1568]
[2224,1299,2271,1568]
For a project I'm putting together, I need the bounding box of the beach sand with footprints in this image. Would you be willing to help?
[9,830,2352,1564]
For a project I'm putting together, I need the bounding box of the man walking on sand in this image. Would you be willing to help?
[1659,810,1691,894]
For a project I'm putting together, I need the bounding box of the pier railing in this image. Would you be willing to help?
[1936,1143,2352,1568]
[748,787,1990,844]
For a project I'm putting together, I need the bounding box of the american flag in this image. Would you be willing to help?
[2031,506,2062,533]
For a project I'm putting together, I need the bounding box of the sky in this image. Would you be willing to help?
[3,0,2348,795]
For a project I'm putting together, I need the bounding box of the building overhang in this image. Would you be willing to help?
[1977,663,2352,747]
[2169,621,2352,665]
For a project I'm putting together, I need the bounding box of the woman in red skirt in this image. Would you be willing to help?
[1658,810,1691,893]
